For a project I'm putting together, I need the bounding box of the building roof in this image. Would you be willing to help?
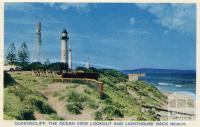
[62,29,68,33]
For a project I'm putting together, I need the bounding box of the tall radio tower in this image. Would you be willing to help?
[33,22,42,62]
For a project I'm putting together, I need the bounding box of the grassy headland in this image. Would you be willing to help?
[4,68,167,120]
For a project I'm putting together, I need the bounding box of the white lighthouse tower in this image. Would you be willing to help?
[68,46,72,70]
[33,22,42,62]
[60,30,69,63]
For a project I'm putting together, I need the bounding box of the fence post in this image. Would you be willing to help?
[99,83,104,96]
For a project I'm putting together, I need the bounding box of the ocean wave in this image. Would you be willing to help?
[158,82,173,86]
[175,85,182,88]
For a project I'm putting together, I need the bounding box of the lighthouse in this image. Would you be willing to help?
[68,46,72,70]
[60,30,69,63]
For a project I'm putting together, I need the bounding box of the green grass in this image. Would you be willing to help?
[94,111,103,120]
[66,102,83,115]
[4,71,61,120]
[51,68,167,120]
[44,114,64,120]
[4,68,167,121]
[66,90,99,114]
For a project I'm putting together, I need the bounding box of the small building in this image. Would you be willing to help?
[128,73,145,81]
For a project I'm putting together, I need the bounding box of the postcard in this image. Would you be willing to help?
[0,1,199,127]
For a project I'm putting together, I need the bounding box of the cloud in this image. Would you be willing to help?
[45,3,90,12]
[4,3,41,11]
[5,3,91,12]
[121,29,149,35]
[129,17,135,25]
[136,3,196,34]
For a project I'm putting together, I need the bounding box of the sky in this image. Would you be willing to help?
[4,3,196,70]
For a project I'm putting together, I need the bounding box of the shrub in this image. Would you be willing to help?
[99,69,127,82]
[67,91,80,102]
[116,84,127,93]
[27,62,43,70]
[136,116,146,121]
[100,93,110,100]
[67,91,88,103]
[19,104,35,120]
[103,105,123,119]
[94,111,103,120]
[47,62,68,71]
[24,95,55,114]
[67,102,83,114]
[13,85,32,101]
[45,114,64,120]
[4,72,16,88]
[87,100,98,109]
[104,98,113,105]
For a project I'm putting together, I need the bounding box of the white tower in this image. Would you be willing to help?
[33,22,42,62]
[85,56,90,69]
[68,46,72,70]
[60,30,69,63]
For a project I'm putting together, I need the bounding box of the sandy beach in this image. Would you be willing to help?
[158,92,196,121]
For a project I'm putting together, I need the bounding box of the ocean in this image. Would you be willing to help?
[121,69,196,94]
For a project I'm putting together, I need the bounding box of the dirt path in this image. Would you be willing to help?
[42,82,95,120]
[34,111,46,120]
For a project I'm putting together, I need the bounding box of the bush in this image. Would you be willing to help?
[94,111,103,120]
[4,93,35,120]
[4,72,16,88]
[88,100,98,109]
[67,91,81,102]
[19,104,35,120]
[47,62,68,71]
[100,93,110,100]
[104,98,113,105]
[13,85,32,101]
[27,62,43,70]
[67,102,83,114]
[136,116,146,121]
[45,114,64,120]
[24,95,55,114]
[99,69,128,82]
[103,105,123,119]
[68,91,88,103]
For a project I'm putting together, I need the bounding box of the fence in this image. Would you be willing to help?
[53,78,104,96]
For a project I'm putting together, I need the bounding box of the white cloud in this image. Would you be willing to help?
[5,3,91,12]
[129,17,135,25]
[136,3,196,34]
[4,3,41,11]
[46,3,90,12]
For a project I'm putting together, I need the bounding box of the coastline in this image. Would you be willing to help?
[158,91,196,121]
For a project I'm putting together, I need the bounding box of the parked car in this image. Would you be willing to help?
[4,65,22,72]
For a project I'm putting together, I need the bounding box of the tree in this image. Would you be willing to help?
[27,62,43,70]
[6,42,17,65]
[47,62,68,71]
[18,42,29,65]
